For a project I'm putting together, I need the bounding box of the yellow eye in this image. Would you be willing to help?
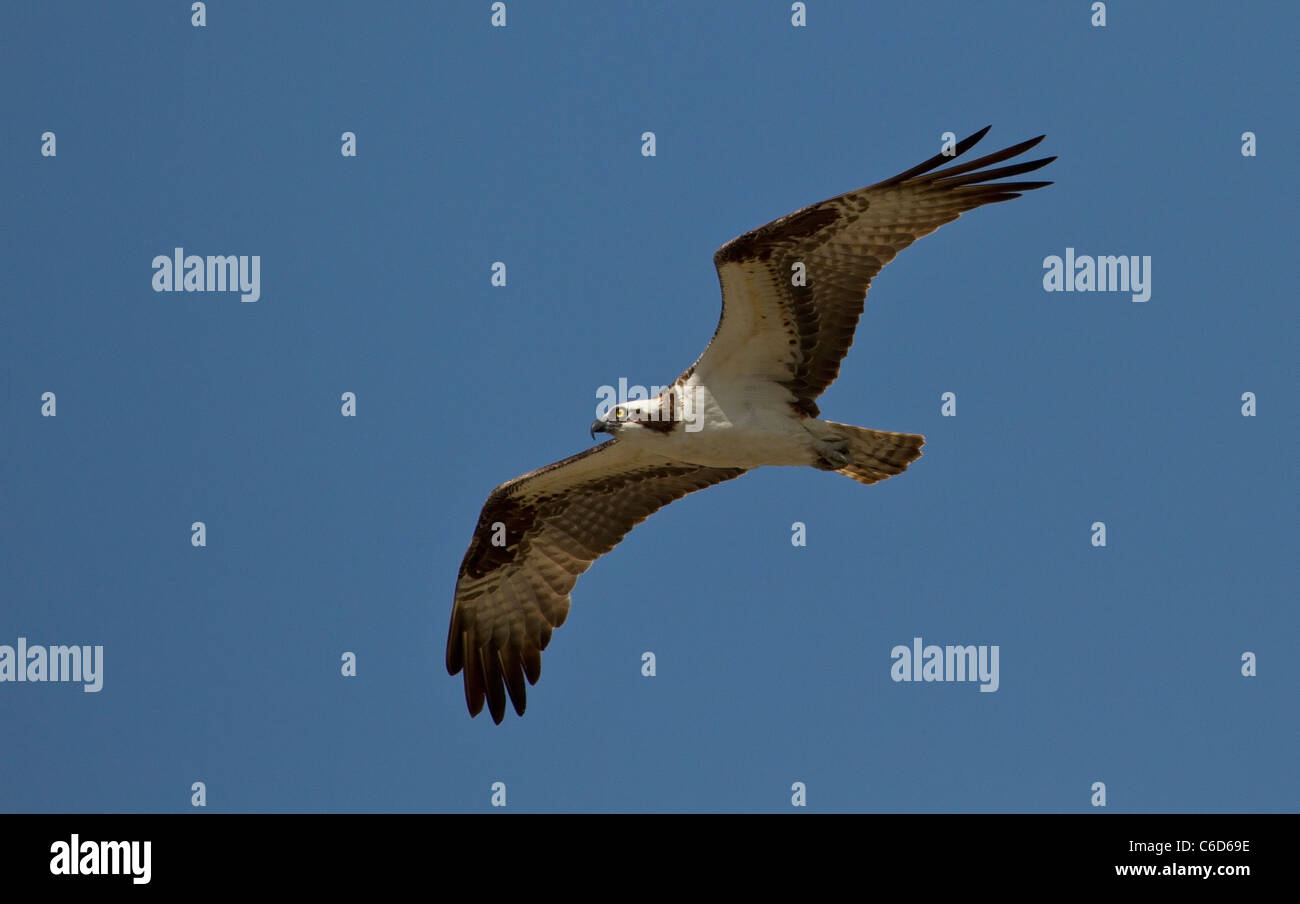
[614,407,627,420]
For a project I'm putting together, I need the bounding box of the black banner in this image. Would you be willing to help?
[0,813,1284,889]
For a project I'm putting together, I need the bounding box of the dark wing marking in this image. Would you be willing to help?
[685,127,1054,415]
[447,440,747,723]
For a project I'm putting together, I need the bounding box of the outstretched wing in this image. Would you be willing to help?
[447,440,747,723]
[687,126,1054,415]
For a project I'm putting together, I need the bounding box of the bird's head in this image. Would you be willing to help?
[590,400,662,440]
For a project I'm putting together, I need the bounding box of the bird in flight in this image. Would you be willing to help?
[447,126,1054,722]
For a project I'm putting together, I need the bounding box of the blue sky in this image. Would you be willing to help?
[2,1,1296,813]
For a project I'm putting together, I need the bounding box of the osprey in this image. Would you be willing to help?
[447,127,1054,722]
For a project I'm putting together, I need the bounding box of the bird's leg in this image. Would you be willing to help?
[808,430,852,470]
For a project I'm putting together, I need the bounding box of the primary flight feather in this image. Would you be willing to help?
[447,126,1054,722]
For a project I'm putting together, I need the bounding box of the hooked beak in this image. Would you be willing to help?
[590,420,610,441]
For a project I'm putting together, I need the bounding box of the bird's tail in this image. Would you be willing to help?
[823,421,925,486]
